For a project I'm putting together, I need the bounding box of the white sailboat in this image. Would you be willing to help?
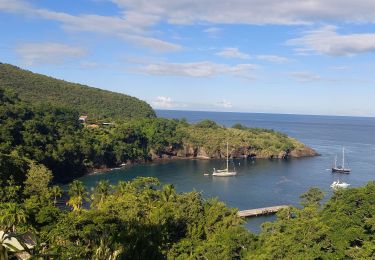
[213,142,237,177]
[332,147,351,173]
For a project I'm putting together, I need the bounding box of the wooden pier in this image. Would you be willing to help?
[238,205,290,218]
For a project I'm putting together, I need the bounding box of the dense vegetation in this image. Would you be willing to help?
[1,85,374,259]
[1,163,374,259]
[183,121,303,158]
[0,63,155,119]
[0,88,304,183]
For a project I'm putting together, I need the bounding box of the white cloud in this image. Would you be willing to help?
[217,99,233,108]
[151,96,187,109]
[0,0,181,53]
[216,48,250,59]
[136,61,258,78]
[290,71,321,82]
[124,35,182,52]
[256,55,289,63]
[15,43,86,65]
[4,0,375,31]
[0,0,30,12]
[152,96,173,108]
[287,25,375,56]
[203,27,221,36]
[112,0,375,25]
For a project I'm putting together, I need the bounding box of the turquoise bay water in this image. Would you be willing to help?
[79,111,375,233]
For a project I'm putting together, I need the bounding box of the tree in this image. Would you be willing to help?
[232,123,247,130]
[0,203,27,233]
[51,186,62,206]
[299,187,325,207]
[91,180,111,209]
[161,184,176,202]
[195,120,220,129]
[24,163,53,201]
[67,180,88,211]
[93,236,123,260]
[0,177,21,203]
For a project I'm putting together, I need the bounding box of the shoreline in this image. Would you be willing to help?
[86,148,319,177]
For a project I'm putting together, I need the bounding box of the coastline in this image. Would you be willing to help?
[86,146,319,176]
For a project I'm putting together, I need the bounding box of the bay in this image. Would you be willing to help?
[79,110,375,233]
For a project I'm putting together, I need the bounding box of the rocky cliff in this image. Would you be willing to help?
[151,144,318,160]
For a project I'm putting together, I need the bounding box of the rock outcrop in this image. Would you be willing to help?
[151,144,318,160]
[288,147,319,158]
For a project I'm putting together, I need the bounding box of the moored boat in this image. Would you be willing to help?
[213,142,237,177]
[332,147,351,173]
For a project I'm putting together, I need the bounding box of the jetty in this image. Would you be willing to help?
[238,205,290,218]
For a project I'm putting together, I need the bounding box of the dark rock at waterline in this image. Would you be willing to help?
[288,147,319,158]
[151,145,318,160]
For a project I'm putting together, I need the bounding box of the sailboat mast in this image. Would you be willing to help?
[226,142,229,171]
[342,147,345,168]
[334,155,337,168]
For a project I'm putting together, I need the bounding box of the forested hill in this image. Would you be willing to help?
[0,63,155,119]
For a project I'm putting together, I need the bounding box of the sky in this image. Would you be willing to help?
[1,0,375,116]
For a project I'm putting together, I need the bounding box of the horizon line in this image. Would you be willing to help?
[154,108,375,119]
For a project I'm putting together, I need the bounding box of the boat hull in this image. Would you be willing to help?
[331,168,351,173]
[212,171,237,177]
[331,183,350,189]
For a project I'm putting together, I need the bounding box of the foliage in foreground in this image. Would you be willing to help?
[0,167,253,259]
[0,160,374,259]
[246,183,375,259]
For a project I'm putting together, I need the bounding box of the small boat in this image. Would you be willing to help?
[330,180,350,189]
[213,142,237,177]
[332,147,351,173]
[203,173,209,176]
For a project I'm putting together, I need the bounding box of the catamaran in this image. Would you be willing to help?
[213,142,237,177]
[332,147,351,173]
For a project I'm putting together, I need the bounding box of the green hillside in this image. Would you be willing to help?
[0,63,155,119]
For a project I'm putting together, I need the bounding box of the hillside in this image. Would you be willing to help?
[0,63,155,119]
[149,120,317,160]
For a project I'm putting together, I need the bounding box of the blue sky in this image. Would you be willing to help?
[1,0,375,116]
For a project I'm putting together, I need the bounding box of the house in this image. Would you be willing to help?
[79,115,88,123]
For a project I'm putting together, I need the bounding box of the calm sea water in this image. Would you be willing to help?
[79,110,375,233]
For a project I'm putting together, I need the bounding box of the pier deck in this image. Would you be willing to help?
[238,205,290,218]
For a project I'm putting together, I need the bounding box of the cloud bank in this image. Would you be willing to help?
[112,0,375,25]
[288,26,375,56]
[136,61,258,78]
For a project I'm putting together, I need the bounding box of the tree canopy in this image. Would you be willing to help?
[0,63,156,119]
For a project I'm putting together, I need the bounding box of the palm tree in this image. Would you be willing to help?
[93,236,123,260]
[91,180,111,208]
[161,184,176,202]
[0,203,27,233]
[51,186,62,206]
[116,181,129,196]
[67,180,88,211]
